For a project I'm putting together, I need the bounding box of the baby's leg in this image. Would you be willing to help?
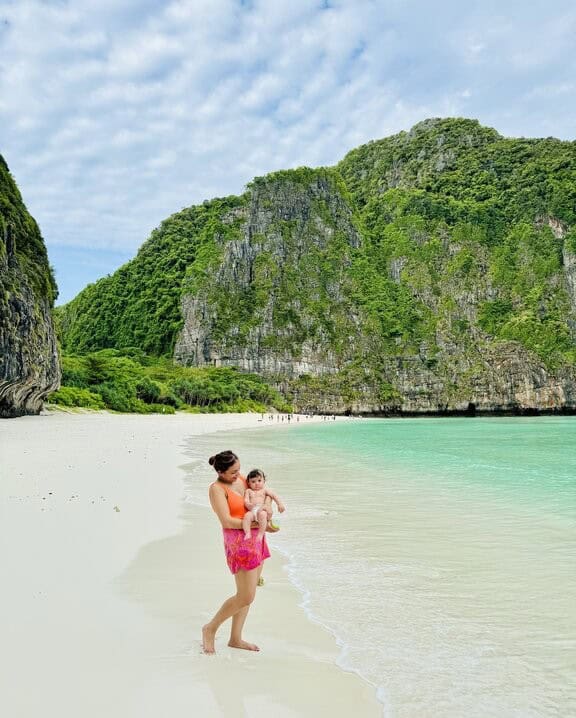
[256,509,268,541]
[242,511,253,540]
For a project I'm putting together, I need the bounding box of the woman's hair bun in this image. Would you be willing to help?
[209,450,239,473]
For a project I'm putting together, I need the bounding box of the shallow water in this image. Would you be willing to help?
[185,417,576,718]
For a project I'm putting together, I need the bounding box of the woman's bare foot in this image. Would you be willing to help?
[228,639,260,651]
[202,624,216,654]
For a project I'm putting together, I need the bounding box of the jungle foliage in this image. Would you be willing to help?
[338,118,576,367]
[55,196,246,356]
[49,348,291,413]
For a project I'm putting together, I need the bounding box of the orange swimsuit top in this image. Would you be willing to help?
[223,478,248,519]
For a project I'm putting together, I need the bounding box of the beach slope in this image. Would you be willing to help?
[0,413,381,717]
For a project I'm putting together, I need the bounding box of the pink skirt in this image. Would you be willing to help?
[223,528,270,574]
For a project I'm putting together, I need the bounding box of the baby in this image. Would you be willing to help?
[243,468,286,542]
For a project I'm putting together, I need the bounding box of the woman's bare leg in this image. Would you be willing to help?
[202,567,259,654]
[229,563,264,651]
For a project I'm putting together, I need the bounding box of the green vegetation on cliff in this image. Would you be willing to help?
[339,117,576,228]
[56,196,245,356]
[0,156,57,307]
[338,118,576,368]
[176,167,360,357]
[1,154,60,417]
[55,118,576,413]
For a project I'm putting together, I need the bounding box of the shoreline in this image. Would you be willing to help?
[0,412,382,717]
[40,404,576,419]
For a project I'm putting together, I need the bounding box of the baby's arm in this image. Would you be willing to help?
[264,487,286,513]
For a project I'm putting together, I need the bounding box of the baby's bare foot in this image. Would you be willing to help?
[228,639,260,651]
[202,624,216,654]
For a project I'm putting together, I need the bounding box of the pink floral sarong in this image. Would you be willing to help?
[223,528,270,574]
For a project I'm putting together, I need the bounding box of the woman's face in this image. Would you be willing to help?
[218,460,241,483]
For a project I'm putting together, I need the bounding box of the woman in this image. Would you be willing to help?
[202,450,272,654]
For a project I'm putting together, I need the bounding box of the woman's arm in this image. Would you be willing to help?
[208,483,243,529]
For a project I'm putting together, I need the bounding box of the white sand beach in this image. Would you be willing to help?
[0,412,381,718]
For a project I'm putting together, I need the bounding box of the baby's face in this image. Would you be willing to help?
[248,476,265,490]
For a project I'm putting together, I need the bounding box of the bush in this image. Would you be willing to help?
[144,403,176,414]
[54,350,288,413]
[94,382,137,412]
[48,386,106,409]
[135,378,161,403]
[478,299,514,335]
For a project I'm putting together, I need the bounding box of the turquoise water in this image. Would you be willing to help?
[186,417,576,717]
[282,417,576,518]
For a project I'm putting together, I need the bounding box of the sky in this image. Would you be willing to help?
[1,0,575,305]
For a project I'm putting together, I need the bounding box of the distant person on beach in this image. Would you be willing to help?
[242,469,286,542]
[202,450,276,654]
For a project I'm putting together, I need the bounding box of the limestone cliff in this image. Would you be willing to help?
[0,156,60,417]
[174,182,576,414]
[174,168,364,376]
[57,118,576,415]
[174,121,576,414]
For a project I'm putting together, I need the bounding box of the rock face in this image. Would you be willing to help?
[277,349,576,415]
[173,187,576,412]
[0,156,60,417]
[175,169,365,377]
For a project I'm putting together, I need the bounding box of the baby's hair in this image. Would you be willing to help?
[246,468,266,482]
[208,450,239,473]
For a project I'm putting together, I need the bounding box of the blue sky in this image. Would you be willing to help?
[1,0,575,305]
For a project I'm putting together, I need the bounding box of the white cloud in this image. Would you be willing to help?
[106,31,184,79]
[0,0,574,303]
[525,83,574,100]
